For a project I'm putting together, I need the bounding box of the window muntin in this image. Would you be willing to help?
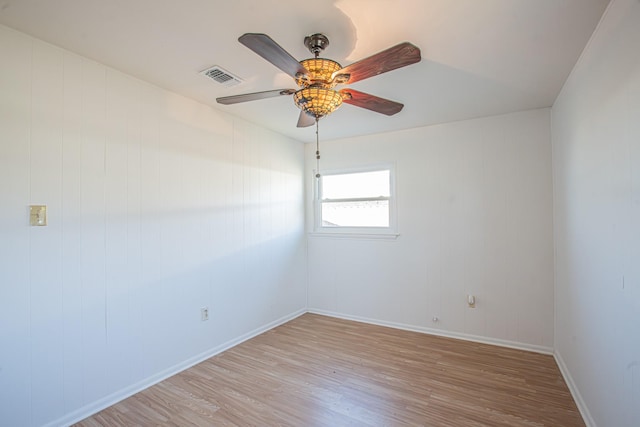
[316,167,395,232]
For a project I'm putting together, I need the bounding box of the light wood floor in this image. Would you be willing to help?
[75,313,584,426]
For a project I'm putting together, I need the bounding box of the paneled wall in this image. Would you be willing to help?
[0,25,306,427]
[552,0,640,426]
[306,109,554,351]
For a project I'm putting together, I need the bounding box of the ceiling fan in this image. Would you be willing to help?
[216,33,422,127]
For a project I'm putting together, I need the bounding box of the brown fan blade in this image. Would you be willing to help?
[296,111,315,128]
[340,89,404,116]
[333,42,421,84]
[216,89,296,105]
[239,33,309,78]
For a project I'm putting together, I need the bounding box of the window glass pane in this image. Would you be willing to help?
[321,200,389,227]
[322,170,390,199]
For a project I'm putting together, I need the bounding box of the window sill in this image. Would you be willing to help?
[308,232,400,240]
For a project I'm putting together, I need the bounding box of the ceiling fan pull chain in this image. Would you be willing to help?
[315,119,321,178]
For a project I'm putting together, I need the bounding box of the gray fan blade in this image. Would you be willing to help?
[296,111,316,128]
[239,33,309,78]
[216,89,296,105]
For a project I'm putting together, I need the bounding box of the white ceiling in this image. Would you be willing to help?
[0,0,610,142]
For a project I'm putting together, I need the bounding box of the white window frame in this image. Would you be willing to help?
[312,164,398,238]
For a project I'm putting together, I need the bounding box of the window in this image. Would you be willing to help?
[315,165,397,236]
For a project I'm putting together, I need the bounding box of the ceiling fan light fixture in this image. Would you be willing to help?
[293,86,343,119]
[296,58,342,88]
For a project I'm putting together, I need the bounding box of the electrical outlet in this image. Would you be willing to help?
[201,307,209,321]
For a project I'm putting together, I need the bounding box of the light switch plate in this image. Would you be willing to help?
[467,294,476,308]
[30,205,47,226]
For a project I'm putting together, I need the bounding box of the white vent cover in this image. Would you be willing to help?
[200,65,243,87]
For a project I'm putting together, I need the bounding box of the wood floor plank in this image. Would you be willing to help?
[74,314,584,426]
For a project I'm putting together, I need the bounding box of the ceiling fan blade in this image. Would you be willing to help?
[216,89,296,105]
[296,111,315,128]
[333,42,421,84]
[340,89,404,116]
[239,33,309,78]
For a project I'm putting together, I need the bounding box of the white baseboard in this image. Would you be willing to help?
[554,350,597,427]
[46,308,306,427]
[307,308,554,355]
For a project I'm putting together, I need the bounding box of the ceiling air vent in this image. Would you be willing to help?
[200,65,243,87]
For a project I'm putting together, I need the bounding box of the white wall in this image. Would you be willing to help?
[306,109,555,351]
[552,0,640,426]
[0,25,306,427]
